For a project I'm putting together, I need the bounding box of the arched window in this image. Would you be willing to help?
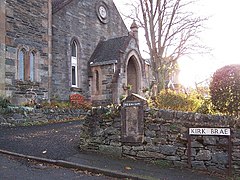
[17,48,38,82]
[29,52,35,81]
[127,55,141,94]
[95,70,100,93]
[18,49,25,80]
[71,41,78,87]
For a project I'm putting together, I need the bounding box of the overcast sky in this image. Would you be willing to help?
[113,0,240,87]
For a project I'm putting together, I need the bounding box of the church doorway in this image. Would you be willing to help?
[127,56,140,94]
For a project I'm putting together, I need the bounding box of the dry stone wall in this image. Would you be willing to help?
[79,107,240,176]
[0,108,88,126]
[1,105,239,175]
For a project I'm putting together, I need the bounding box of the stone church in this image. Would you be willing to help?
[0,0,150,105]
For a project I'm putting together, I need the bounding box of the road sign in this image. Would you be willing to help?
[189,128,230,136]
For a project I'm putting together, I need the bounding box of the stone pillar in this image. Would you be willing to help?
[130,20,139,46]
[0,0,6,96]
[121,94,146,144]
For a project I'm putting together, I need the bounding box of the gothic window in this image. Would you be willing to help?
[18,49,25,80]
[95,70,100,93]
[18,48,37,81]
[92,68,102,95]
[29,52,35,81]
[71,41,78,87]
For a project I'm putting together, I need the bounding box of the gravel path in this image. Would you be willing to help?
[0,120,84,160]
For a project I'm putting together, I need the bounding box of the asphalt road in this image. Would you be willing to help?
[0,120,83,160]
[0,153,115,180]
[0,120,225,180]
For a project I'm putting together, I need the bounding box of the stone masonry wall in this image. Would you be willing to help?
[79,108,240,176]
[91,64,115,106]
[0,108,88,126]
[5,0,50,103]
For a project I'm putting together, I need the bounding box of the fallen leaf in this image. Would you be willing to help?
[125,166,131,170]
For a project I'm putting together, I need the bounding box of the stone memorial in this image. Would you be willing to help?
[121,93,147,144]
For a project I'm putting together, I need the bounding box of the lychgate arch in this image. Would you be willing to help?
[126,53,142,94]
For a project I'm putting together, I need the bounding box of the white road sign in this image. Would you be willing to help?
[189,128,230,136]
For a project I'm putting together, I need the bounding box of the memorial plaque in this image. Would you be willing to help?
[121,93,146,144]
[123,102,141,107]
[126,106,138,136]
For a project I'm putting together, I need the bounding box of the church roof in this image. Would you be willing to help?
[90,36,132,66]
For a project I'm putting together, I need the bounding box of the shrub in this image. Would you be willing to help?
[196,98,216,115]
[0,96,10,108]
[153,90,203,112]
[210,64,240,117]
[0,96,12,114]
[41,100,92,110]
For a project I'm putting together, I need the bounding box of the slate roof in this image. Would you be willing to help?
[90,36,132,66]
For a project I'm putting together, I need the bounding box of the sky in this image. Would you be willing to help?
[113,0,240,87]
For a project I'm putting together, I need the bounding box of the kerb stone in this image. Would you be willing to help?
[99,145,122,157]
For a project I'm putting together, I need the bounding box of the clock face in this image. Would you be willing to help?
[99,6,107,19]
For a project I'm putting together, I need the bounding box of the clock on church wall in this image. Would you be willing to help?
[96,1,109,24]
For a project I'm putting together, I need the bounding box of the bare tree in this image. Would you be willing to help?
[125,0,210,92]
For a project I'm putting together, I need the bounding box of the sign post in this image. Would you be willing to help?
[188,127,232,176]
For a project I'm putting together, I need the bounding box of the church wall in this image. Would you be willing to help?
[91,64,115,105]
[4,0,51,104]
[0,0,6,96]
[52,0,129,101]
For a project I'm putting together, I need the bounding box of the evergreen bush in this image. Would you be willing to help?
[153,90,203,112]
[210,64,240,117]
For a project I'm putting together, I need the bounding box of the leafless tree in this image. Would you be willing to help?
[125,0,210,92]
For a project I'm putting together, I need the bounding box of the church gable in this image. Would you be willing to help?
[52,0,128,39]
[51,0,129,101]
